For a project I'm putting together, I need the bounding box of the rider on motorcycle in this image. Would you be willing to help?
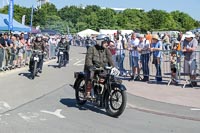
[84,34,115,98]
[56,36,70,65]
[29,34,45,73]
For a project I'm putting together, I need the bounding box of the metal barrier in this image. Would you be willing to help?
[48,42,57,59]
[116,49,200,88]
[0,48,5,70]
[0,43,57,72]
[0,47,16,71]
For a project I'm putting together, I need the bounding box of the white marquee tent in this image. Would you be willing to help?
[99,29,133,35]
[77,29,99,37]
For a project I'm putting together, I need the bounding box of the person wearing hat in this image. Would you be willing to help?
[137,34,150,81]
[182,31,198,87]
[150,34,163,82]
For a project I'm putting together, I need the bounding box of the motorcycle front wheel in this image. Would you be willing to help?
[58,55,62,68]
[75,78,87,105]
[105,88,127,117]
[32,61,37,79]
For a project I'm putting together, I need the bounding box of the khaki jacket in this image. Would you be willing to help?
[84,45,114,71]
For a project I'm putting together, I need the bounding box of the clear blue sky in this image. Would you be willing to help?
[2,0,200,20]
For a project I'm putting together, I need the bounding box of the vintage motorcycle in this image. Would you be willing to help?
[30,50,43,79]
[73,66,127,117]
[57,48,67,68]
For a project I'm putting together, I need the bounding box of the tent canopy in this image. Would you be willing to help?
[99,29,133,35]
[41,29,60,35]
[0,13,31,32]
[77,29,99,37]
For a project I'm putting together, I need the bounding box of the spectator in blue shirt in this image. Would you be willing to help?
[151,34,163,82]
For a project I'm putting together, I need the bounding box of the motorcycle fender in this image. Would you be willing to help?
[111,83,126,91]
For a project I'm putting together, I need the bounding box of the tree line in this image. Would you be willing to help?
[0,3,199,34]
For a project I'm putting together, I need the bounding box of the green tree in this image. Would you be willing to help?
[96,8,117,29]
[84,5,101,15]
[58,6,84,24]
[147,9,176,31]
[171,11,196,31]
[0,5,31,25]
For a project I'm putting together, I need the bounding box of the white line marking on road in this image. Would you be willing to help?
[18,113,31,122]
[0,101,11,112]
[18,112,40,122]
[73,59,85,66]
[190,108,200,111]
[40,109,66,119]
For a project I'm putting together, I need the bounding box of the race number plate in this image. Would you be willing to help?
[34,57,39,61]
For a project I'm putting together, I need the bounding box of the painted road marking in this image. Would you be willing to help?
[0,101,11,112]
[41,109,66,119]
[18,112,40,122]
[73,59,85,66]
[190,108,200,111]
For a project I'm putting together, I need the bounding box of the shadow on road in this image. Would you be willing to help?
[18,72,33,79]
[60,98,107,116]
[79,52,86,55]
[48,64,60,68]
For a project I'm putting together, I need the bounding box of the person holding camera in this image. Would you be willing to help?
[150,34,163,82]
[137,34,150,81]
[182,31,198,87]
[128,33,140,80]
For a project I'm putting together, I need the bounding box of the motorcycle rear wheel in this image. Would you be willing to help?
[58,55,62,68]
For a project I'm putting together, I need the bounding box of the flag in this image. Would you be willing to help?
[8,0,14,31]
[22,15,26,25]
[30,5,34,28]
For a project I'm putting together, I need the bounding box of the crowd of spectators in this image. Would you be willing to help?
[0,32,67,71]
[71,30,200,87]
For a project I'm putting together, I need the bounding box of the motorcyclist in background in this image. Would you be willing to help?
[29,34,45,73]
[56,36,70,65]
[85,36,92,50]
[84,34,115,98]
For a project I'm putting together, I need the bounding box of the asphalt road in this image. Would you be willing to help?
[0,46,200,133]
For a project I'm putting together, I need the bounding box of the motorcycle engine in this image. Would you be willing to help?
[93,83,104,95]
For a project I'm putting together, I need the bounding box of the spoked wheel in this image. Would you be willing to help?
[105,88,127,117]
[58,56,62,68]
[75,78,87,105]
[32,62,37,79]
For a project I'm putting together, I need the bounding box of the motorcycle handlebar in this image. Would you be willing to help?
[90,66,113,71]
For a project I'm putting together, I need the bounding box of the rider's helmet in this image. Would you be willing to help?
[96,34,109,47]
[60,35,66,43]
[36,34,43,41]
[36,34,42,38]
[61,35,65,38]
